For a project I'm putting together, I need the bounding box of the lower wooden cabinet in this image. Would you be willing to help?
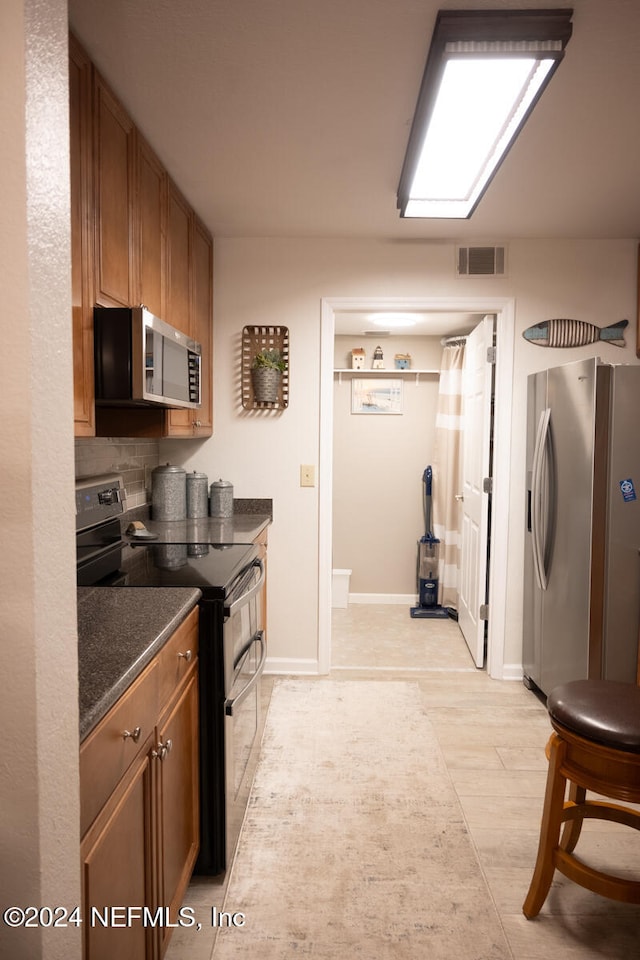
[156,672,199,958]
[81,740,155,960]
[80,608,199,960]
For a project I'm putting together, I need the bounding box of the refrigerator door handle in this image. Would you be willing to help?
[531,407,551,591]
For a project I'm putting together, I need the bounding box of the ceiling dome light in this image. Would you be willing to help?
[369,314,418,328]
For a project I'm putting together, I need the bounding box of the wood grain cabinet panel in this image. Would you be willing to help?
[156,673,199,956]
[135,133,166,319]
[69,36,95,436]
[165,215,213,438]
[164,181,191,335]
[81,741,155,960]
[191,217,214,436]
[157,607,199,706]
[93,74,135,307]
[79,660,160,838]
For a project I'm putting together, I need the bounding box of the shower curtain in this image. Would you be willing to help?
[432,341,465,609]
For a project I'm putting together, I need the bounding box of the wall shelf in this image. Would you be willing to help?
[333,368,439,384]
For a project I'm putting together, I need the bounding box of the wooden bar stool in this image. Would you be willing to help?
[523,679,640,918]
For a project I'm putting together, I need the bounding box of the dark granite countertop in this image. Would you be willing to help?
[77,586,201,742]
[124,502,272,545]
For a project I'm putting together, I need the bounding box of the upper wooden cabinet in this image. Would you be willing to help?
[93,73,135,308]
[135,132,165,319]
[165,214,213,438]
[165,181,191,336]
[70,34,213,439]
[69,36,95,437]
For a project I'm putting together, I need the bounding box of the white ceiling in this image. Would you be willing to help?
[68,0,640,246]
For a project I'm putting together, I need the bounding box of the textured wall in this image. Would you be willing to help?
[0,3,81,957]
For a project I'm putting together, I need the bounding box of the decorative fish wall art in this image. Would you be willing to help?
[523,318,628,348]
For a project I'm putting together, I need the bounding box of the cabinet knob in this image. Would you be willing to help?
[178,649,193,663]
[192,419,202,429]
[151,738,173,762]
[122,726,141,743]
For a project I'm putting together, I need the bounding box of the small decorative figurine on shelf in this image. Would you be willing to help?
[394,353,411,369]
[351,347,365,370]
[372,345,385,369]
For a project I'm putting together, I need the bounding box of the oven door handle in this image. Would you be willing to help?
[224,558,265,618]
[225,631,266,717]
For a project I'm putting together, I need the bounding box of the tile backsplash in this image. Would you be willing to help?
[75,438,160,508]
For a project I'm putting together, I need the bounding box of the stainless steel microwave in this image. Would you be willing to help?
[94,306,201,409]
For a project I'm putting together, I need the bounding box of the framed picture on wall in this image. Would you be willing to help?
[351,378,403,415]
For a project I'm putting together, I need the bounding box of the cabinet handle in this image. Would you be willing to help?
[178,649,192,663]
[122,726,141,743]
[151,738,173,762]
[192,419,202,429]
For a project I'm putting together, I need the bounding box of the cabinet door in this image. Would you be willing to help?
[69,36,95,436]
[156,671,199,956]
[164,180,191,334]
[165,217,213,438]
[81,743,155,960]
[191,218,213,437]
[135,132,165,319]
[94,73,134,307]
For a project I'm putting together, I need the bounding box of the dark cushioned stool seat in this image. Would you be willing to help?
[548,679,640,753]
[523,678,640,919]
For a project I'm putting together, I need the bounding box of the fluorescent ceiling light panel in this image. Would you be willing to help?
[369,314,417,328]
[397,10,573,219]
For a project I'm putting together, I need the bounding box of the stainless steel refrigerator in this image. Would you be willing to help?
[523,357,640,696]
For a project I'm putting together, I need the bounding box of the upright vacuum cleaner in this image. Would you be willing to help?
[410,466,451,619]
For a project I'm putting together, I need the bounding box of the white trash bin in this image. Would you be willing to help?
[332,569,352,609]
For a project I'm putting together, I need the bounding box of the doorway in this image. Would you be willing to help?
[318,296,515,678]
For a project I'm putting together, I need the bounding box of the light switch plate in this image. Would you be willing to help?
[300,464,315,487]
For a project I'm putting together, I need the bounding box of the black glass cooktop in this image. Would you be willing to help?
[113,540,258,598]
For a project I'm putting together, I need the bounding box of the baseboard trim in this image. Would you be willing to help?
[500,662,524,681]
[348,593,417,605]
[265,656,321,676]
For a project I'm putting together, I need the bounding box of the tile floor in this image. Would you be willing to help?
[166,604,640,960]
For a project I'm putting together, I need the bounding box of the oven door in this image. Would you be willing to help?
[222,558,266,867]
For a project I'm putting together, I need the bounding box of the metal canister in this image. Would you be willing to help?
[209,478,234,518]
[186,471,209,519]
[151,464,187,521]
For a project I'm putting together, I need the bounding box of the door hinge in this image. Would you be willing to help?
[479,603,489,621]
[486,345,496,364]
[483,476,493,495]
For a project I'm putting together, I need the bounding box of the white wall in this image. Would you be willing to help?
[165,237,639,675]
[332,335,443,596]
[0,3,81,957]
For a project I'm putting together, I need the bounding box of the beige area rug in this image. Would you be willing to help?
[215,679,511,959]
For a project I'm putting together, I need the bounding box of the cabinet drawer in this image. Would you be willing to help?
[80,660,159,836]
[157,607,199,705]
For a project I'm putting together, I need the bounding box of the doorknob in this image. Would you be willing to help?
[455,493,464,502]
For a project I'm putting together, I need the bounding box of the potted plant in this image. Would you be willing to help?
[251,347,287,403]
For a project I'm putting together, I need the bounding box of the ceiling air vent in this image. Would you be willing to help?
[456,245,507,278]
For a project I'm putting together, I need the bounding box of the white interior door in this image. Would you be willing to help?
[458,316,494,667]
